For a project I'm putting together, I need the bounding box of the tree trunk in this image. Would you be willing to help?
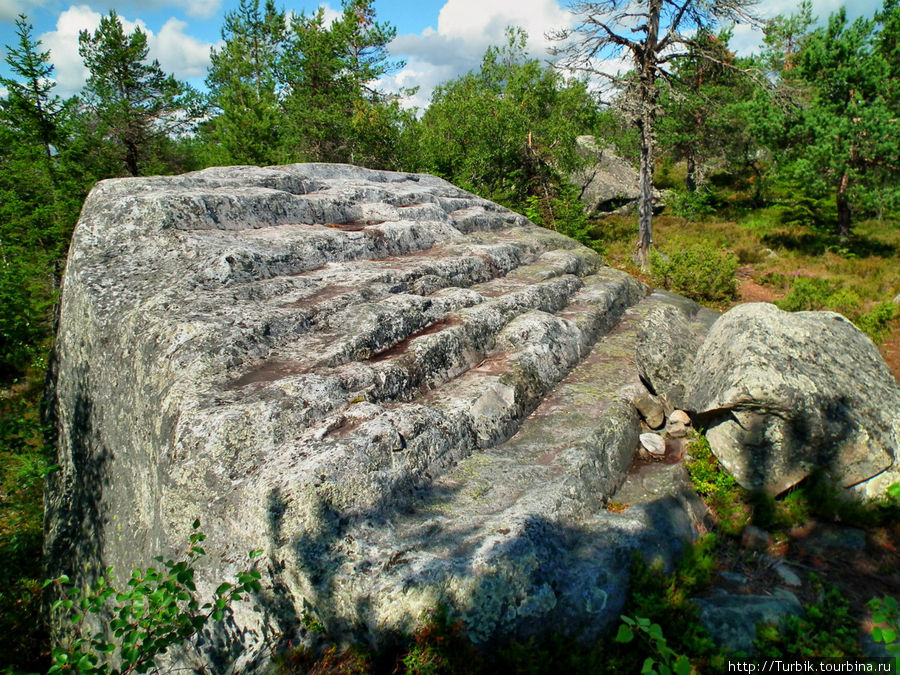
[636,0,662,271]
[125,140,140,177]
[637,120,654,270]
[686,152,697,193]
[836,171,851,238]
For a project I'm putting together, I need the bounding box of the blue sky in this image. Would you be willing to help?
[0,0,886,110]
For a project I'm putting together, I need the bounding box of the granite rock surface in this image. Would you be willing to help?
[45,164,711,670]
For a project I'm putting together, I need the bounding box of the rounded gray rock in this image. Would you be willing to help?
[687,303,900,499]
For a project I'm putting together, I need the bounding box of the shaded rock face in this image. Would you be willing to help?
[46,163,709,671]
[571,136,661,214]
[635,295,718,410]
[687,303,900,498]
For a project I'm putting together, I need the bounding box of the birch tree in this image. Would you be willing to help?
[550,0,759,268]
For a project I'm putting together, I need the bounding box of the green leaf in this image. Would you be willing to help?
[641,657,657,674]
[249,549,264,559]
[674,656,692,675]
[192,518,200,529]
[882,627,897,643]
[615,625,634,643]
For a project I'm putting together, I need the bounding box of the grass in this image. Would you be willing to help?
[591,204,900,346]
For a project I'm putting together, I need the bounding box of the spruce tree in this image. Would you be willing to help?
[78,11,203,177]
[1,15,64,161]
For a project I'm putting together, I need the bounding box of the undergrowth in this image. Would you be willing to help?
[1,381,53,672]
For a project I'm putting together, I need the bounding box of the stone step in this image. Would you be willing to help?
[292,292,710,645]
[251,270,645,517]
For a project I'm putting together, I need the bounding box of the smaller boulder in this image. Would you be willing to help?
[633,392,665,429]
[636,303,704,410]
[640,433,667,457]
[694,590,803,654]
[687,303,900,499]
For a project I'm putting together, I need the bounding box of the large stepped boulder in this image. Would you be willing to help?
[45,164,709,670]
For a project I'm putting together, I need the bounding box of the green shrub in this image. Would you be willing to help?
[667,188,720,220]
[45,521,263,674]
[868,595,900,659]
[775,276,840,312]
[614,616,691,675]
[856,301,899,344]
[649,241,738,304]
[684,432,749,536]
[776,277,899,343]
[755,577,859,659]
[525,185,602,254]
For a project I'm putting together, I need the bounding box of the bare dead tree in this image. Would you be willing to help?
[549,0,760,269]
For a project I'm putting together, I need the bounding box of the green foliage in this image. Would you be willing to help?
[401,605,481,675]
[869,595,900,658]
[856,301,900,343]
[649,240,738,304]
[45,522,264,674]
[0,385,53,671]
[78,11,204,176]
[278,0,412,169]
[780,2,900,236]
[203,0,286,166]
[525,184,602,253]
[755,577,860,659]
[614,616,692,675]
[0,15,65,158]
[775,276,899,343]
[685,432,748,536]
[666,188,720,220]
[418,28,598,213]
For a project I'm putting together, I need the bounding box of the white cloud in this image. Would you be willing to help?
[0,0,49,22]
[0,84,8,99]
[38,5,216,96]
[319,2,340,25]
[155,17,214,79]
[286,3,340,28]
[384,0,888,108]
[385,0,574,109]
[40,5,106,96]
[176,0,219,19]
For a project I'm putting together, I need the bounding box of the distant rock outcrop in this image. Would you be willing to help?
[570,135,661,214]
[45,164,710,671]
[687,303,900,498]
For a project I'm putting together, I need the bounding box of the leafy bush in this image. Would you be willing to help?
[685,432,748,535]
[525,184,602,254]
[755,577,859,659]
[649,241,738,303]
[614,616,691,675]
[856,301,899,344]
[868,595,900,658]
[775,276,841,312]
[776,277,899,343]
[667,188,720,220]
[45,521,263,674]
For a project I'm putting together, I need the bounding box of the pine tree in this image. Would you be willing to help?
[78,11,203,177]
[786,2,900,236]
[204,0,285,166]
[281,0,407,167]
